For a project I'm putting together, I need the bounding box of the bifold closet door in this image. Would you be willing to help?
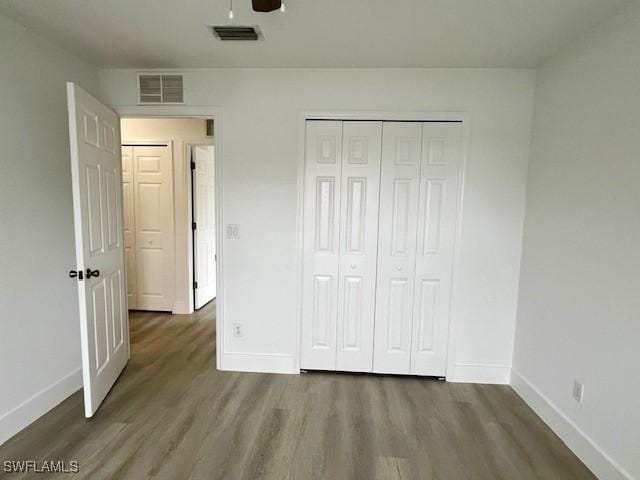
[300,121,382,371]
[122,146,137,309]
[127,145,175,311]
[373,122,423,374]
[300,121,343,370]
[373,122,463,376]
[410,122,462,375]
[335,121,382,372]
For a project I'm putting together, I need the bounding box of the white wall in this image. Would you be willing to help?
[121,118,211,315]
[512,3,640,479]
[0,13,98,444]
[100,68,535,381]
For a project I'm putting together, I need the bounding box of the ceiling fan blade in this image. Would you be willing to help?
[252,0,281,12]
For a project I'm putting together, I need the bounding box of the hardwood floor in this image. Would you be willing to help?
[0,302,596,479]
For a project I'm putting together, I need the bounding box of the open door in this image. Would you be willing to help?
[192,145,217,309]
[67,83,129,417]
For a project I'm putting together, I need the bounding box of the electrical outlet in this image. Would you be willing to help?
[233,323,243,338]
[572,380,584,403]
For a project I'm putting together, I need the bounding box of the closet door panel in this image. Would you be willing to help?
[133,145,174,311]
[335,121,382,372]
[410,123,463,376]
[301,121,343,370]
[373,122,422,374]
[121,146,137,309]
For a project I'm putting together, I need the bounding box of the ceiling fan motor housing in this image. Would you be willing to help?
[252,0,282,12]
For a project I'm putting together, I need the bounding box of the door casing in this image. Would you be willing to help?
[116,107,224,370]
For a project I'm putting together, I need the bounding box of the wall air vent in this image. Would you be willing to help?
[138,74,184,104]
[212,26,261,41]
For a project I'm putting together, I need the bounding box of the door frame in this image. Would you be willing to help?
[116,106,224,369]
[295,111,471,379]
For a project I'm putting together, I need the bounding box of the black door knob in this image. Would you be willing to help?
[86,268,100,278]
[69,270,84,280]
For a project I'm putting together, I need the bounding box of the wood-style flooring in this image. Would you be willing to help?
[0,301,596,479]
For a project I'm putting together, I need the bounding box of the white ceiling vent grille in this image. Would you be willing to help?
[138,74,184,104]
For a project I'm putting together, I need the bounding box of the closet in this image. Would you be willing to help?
[300,120,463,376]
[122,144,175,311]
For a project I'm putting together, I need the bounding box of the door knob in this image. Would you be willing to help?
[86,268,100,278]
[69,270,84,280]
[350,264,357,269]
[396,266,402,271]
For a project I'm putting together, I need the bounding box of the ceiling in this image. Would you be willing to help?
[0,0,631,68]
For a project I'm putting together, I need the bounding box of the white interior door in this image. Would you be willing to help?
[335,122,382,372]
[410,122,462,375]
[193,145,217,309]
[121,146,137,309]
[373,122,423,374]
[67,83,129,417]
[300,121,343,370]
[132,145,175,311]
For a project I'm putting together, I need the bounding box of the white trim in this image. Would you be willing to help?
[447,363,511,384]
[115,106,224,370]
[220,352,298,375]
[295,111,471,378]
[0,368,82,445]
[511,370,633,480]
[444,115,472,382]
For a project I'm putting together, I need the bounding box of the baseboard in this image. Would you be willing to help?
[447,362,511,384]
[0,368,82,446]
[511,370,633,480]
[220,352,298,374]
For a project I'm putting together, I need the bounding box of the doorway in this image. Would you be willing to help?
[120,117,217,314]
[67,84,223,417]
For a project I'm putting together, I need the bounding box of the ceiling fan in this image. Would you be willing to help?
[228,0,284,19]
[252,0,282,12]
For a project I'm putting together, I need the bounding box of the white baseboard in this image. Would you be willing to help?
[511,369,633,480]
[220,352,298,374]
[447,362,511,384]
[0,368,82,446]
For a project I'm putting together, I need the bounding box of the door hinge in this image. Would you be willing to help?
[190,160,196,170]
[192,222,197,230]
[194,281,198,289]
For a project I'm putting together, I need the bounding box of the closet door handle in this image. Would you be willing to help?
[350,263,357,269]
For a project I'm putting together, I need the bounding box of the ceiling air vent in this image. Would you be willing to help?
[138,74,184,104]
[212,26,261,41]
